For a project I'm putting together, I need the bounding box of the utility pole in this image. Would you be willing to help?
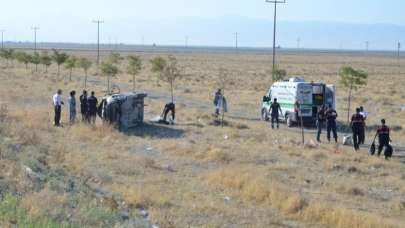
[234,32,238,50]
[185,36,188,48]
[93,20,104,65]
[0,30,5,49]
[31,26,39,53]
[398,42,401,60]
[265,0,286,81]
[297,37,301,49]
[365,41,369,52]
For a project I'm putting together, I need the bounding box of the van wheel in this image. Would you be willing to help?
[261,109,269,121]
[286,114,293,127]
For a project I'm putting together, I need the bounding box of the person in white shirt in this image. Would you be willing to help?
[359,106,368,144]
[52,89,64,126]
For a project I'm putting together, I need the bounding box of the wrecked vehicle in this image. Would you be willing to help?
[98,92,147,130]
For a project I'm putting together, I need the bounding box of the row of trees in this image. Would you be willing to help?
[0,48,182,100]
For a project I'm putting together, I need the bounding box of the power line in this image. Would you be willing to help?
[92,20,104,65]
[31,26,40,53]
[265,0,286,80]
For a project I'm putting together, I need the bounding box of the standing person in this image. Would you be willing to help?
[359,106,368,144]
[213,89,222,116]
[79,90,89,122]
[316,105,326,142]
[269,98,283,129]
[325,104,338,143]
[52,89,64,127]
[68,90,77,125]
[375,119,392,158]
[87,91,98,125]
[350,108,365,151]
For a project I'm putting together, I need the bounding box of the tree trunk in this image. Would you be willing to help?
[25,63,28,70]
[133,74,136,91]
[84,70,88,89]
[69,68,72,81]
[45,65,48,73]
[35,64,38,72]
[347,84,353,123]
[107,74,110,94]
[170,81,174,103]
[57,65,60,78]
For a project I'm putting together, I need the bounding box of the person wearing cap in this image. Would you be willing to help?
[316,105,327,142]
[375,119,391,158]
[325,104,338,143]
[350,108,365,151]
[52,89,64,126]
[269,98,283,129]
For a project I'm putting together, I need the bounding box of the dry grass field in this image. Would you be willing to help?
[0,48,405,227]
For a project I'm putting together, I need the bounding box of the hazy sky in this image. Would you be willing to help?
[1,0,405,48]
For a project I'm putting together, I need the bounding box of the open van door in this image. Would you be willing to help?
[325,85,336,109]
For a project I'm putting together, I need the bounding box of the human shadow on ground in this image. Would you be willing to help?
[124,122,185,139]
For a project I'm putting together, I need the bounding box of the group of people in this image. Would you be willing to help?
[52,89,99,126]
[316,104,339,143]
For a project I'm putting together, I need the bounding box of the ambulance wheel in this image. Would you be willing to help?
[261,109,269,121]
[286,114,293,128]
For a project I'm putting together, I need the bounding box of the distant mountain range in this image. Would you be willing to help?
[6,16,405,51]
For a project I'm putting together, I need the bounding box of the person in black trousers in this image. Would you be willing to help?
[269,98,283,129]
[376,119,391,158]
[316,105,326,142]
[350,108,365,151]
[87,91,98,125]
[161,102,176,124]
[325,104,338,143]
[52,89,64,126]
[79,90,89,122]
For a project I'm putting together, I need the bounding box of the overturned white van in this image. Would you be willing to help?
[261,77,336,127]
[98,92,147,130]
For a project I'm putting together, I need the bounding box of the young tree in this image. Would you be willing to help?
[217,68,233,127]
[0,49,14,67]
[150,56,167,85]
[14,52,31,70]
[40,51,52,73]
[78,57,92,88]
[272,65,287,82]
[108,52,124,64]
[127,55,142,91]
[101,61,119,94]
[30,52,41,72]
[339,66,368,123]
[52,49,69,78]
[64,56,77,81]
[151,56,182,103]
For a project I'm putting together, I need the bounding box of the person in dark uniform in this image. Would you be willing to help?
[161,102,176,124]
[325,104,338,143]
[316,105,326,142]
[375,119,391,158]
[350,108,365,151]
[79,90,89,122]
[87,91,98,125]
[269,98,283,129]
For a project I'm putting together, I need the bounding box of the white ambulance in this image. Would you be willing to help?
[261,77,336,127]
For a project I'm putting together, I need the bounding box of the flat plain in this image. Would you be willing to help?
[0,47,404,227]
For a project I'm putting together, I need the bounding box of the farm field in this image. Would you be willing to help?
[0,48,405,227]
